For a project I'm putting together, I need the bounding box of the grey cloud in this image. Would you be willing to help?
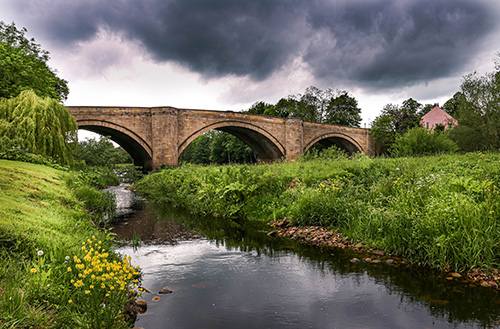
[304,0,495,88]
[13,0,497,89]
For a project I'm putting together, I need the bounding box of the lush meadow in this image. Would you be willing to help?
[137,152,500,272]
[0,160,140,328]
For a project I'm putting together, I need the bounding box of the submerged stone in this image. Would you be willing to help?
[159,287,173,294]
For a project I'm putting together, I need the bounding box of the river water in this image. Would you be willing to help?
[109,186,500,329]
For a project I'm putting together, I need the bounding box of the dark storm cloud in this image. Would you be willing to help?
[304,0,495,87]
[13,0,496,89]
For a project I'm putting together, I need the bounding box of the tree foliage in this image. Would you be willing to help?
[390,127,458,157]
[0,21,69,100]
[74,136,132,167]
[245,86,362,127]
[209,131,256,164]
[370,98,424,154]
[179,130,256,165]
[448,57,500,151]
[442,92,465,117]
[0,90,77,165]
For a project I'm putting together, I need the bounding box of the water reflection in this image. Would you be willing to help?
[111,188,500,329]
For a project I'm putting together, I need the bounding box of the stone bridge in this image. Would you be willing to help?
[67,106,375,171]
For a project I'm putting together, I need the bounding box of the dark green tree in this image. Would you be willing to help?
[324,91,362,126]
[294,86,325,122]
[74,136,132,167]
[179,132,212,165]
[371,99,423,154]
[370,107,398,154]
[442,92,465,117]
[396,98,422,134]
[245,86,362,126]
[246,101,274,116]
[210,131,255,164]
[179,130,256,165]
[390,127,457,157]
[272,98,295,118]
[0,21,68,100]
[448,57,500,151]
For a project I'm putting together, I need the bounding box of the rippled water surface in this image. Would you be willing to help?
[111,187,500,329]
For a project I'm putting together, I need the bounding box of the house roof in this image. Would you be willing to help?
[421,105,455,121]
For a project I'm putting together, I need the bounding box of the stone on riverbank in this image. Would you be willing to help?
[269,221,500,291]
[135,299,148,313]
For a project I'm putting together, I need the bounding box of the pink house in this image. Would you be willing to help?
[420,104,458,131]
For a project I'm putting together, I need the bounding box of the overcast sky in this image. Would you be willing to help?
[2,0,500,127]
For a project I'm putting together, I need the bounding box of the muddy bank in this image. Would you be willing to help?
[268,219,500,291]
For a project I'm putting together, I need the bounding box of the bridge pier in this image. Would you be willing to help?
[283,118,304,162]
[151,107,179,168]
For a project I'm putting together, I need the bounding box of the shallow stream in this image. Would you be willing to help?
[110,186,500,329]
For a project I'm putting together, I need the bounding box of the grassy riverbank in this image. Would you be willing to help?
[136,152,500,272]
[0,160,140,328]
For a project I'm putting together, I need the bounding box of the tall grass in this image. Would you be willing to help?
[0,160,139,328]
[136,152,500,271]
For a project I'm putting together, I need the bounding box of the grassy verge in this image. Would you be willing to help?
[0,160,140,328]
[136,152,500,272]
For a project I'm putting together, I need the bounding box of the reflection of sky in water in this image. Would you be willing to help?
[106,185,143,218]
[110,187,498,329]
[118,240,480,329]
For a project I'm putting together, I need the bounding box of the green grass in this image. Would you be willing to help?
[136,152,500,272]
[0,159,139,328]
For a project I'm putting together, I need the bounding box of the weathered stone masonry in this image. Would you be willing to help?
[68,106,375,171]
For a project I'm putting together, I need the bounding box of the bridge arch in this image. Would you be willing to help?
[304,132,365,155]
[179,121,286,162]
[76,119,153,171]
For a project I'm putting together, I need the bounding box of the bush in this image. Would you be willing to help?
[447,125,487,152]
[390,127,458,157]
[64,167,119,225]
[73,185,116,225]
[67,167,120,188]
[302,145,348,161]
[0,147,67,170]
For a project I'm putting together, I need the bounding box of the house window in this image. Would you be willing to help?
[426,122,429,129]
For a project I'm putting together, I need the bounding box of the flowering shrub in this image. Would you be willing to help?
[65,236,140,328]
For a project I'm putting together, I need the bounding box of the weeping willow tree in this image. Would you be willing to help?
[0,90,77,165]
